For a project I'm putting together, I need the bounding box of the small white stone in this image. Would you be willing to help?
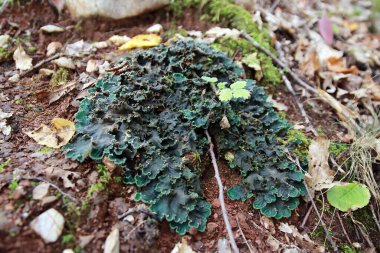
[40,25,65,33]
[46,42,63,56]
[93,41,109,49]
[53,57,76,70]
[30,208,65,243]
[32,183,50,200]
[146,24,163,34]
[104,228,120,253]
[63,249,75,253]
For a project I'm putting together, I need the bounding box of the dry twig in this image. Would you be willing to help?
[236,217,258,253]
[19,53,61,78]
[205,130,239,253]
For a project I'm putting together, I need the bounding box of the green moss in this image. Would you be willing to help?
[170,0,281,86]
[0,159,11,173]
[51,68,69,86]
[38,147,54,154]
[329,142,347,157]
[278,129,311,157]
[0,47,13,62]
[339,244,360,253]
[212,37,252,57]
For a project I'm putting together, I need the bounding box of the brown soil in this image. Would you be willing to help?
[0,1,374,253]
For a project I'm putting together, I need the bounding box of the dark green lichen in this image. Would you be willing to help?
[64,40,305,234]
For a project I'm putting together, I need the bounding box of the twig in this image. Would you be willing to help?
[289,157,338,252]
[118,207,158,220]
[337,212,352,244]
[241,32,363,133]
[281,71,318,136]
[205,130,239,253]
[300,204,313,228]
[21,176,78,203]
[350,213,375,248]
[370,204,380,232]
[236,217,258,253]
[19,53,61,78]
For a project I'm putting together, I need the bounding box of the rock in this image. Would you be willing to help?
[79,234,94,247]
[40,25,65,33]
[65,0,169,19]
[46,42,63,56]
[86,59,100,73]
[30,208,65,243]
[32,183,50,200]
[283,247,299,253]
[211,198,220,208]
[62,249,75,253]
[52,57,76,69]
[41,196,58,206]
[146,24,163,34]
[8,74,20,83]
[108,35,130,46]
[93,41,109,49]
[104,228,120,253]
[206,222,218,233]
[39,68,55,77]
[124,215,135,224]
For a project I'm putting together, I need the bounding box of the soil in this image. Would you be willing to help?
[0,1,376,253]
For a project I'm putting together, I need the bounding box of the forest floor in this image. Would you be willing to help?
[0,0,380,253]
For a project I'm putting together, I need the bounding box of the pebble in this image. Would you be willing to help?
[52,57,76,70]
[211,198,220,208]
[30,208,65,243]
[146,24,163,34]
[206,222,219,233]
[32,183,50,200]
[40,24,65,33]
[62,249,75,253]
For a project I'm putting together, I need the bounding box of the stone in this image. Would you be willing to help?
[104,228,120,253]
[211,198,220,208]
[206,222,218,233]
[62,249,75,253]
[52,57,76,70]
[30,208,65,243]
[65,0,169,19]
[40,25,65,33]
[146,24,163,34]
[41,196,58,206]
[32,183,50,200]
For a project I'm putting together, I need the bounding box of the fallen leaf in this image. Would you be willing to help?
[49,81,76,104]
[319,17,333,45]
[242,53,263,80]
[108,35,131,46]
[64,40,93,57]
[40,24,65,33]
[326,57,359,74]
[86,59,101,73]
[32,183,50,200]
[119,34,161,50]
[104,228,120,253]
[52,57,75,69]
[300,49,320,77]
[171,238,194,253]
[25,118,75,148]
[305,136,334,193]
[267,95,288,111]
[13,46,33,71]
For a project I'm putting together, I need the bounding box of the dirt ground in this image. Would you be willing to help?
[0,1,379,253]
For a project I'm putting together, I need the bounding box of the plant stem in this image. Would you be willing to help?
[205,130,239,253]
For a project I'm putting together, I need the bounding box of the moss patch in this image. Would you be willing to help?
[278,129,311,158]
[51,68,69,86]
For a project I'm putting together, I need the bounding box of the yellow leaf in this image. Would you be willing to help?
[119,34,161,50]
[26,118,75,148]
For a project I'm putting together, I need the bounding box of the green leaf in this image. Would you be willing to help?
[230,80,247,90]
[327,182,371,212]
[217,82,227,89]
[218,88,233,101]
[242,53,261,71]
[201,76,218,83]
[232,88,250,99]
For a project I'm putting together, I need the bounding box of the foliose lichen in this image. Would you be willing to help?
[64,40,305,234]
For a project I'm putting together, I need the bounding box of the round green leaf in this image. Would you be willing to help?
[230,80,247,89]
[327,182,370,212]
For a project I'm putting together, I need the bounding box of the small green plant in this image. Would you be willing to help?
[202,77,250,101]
[38,147,54,154]
[327,182,370,212]
[61,234,75,244]
[0,159,11,173]
[9,177,19,191]
[86,164,110,198]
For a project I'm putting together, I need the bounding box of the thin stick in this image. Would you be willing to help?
[241,32,362,133]
[370,204,380,232]
[300,205,313,228]
[337,212,352,244]
[236,217,258,253]
[22,176,78,203]
[19,53,61,78]
[289,157,338,252]
[281,71,318,136]
[205,130,239,253]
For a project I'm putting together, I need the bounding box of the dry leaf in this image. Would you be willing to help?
[119,34,161,50]
[52,57,75,69]
[301,50,320,77]
[326,57,359,74]
[40,24,65,33]
[46,42,63,56]
[25,118,75,148]
[13,46,33,71]
[49,81,76,104]
[171,238,194,253]
[306,136,334,192]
